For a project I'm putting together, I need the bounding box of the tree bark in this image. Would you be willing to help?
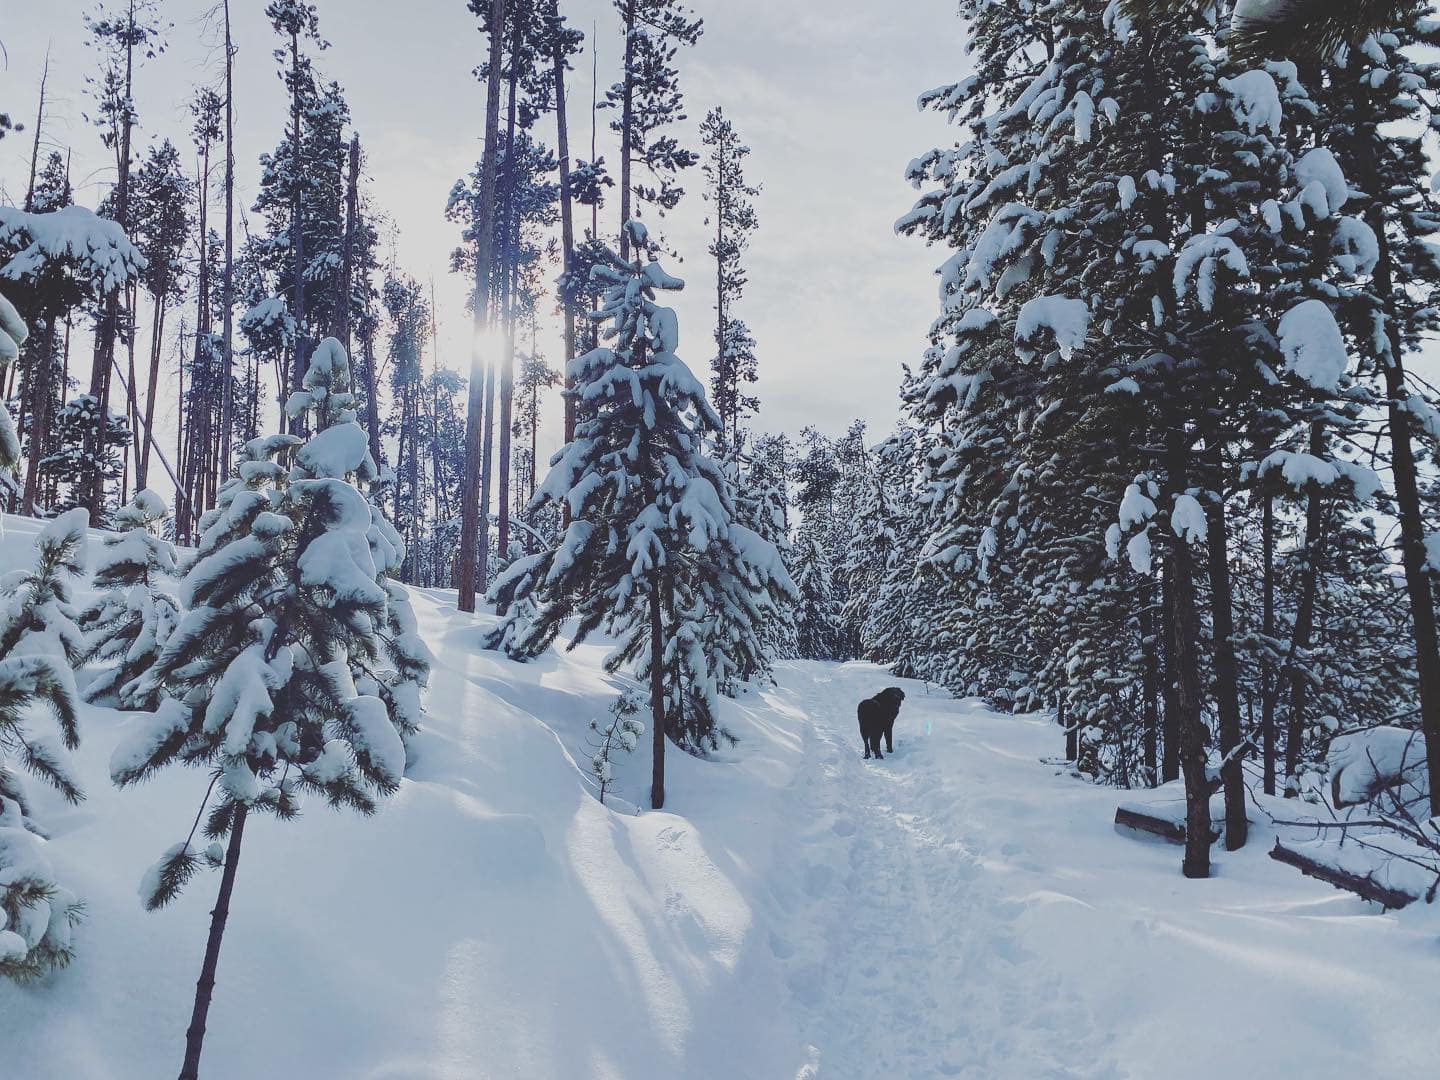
[1284,422,1327,794]
[178,802,248,1080]
[23,49,48,213]
[619,0,636,259]
[554,32,578,531]
[219,0,236,495]
[1167,431,1211,879]
[1140,595,1159,785]
[1160,564,1180,784]
[457,0,509,613]
[1261,489,1277,796]
[1204,469,1247,849]
[650,585,666,810]
[22,325,54,516]
[287,31,309,431]
[138,293,166,490]
[496,19,523,570]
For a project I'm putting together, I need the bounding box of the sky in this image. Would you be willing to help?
[0,0,968,468]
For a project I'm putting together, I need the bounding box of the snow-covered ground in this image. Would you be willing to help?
[1,512,1437,1079]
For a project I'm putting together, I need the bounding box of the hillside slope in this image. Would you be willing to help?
[0,514,1436,1079]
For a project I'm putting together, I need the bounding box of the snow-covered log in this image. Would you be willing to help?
[1269,839,1426,911]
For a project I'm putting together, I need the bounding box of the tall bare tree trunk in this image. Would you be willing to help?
[22,326,54,516]
[495,15,523,569]
[138,293,166,489]
[219,0,237,493]
[1260,489,1277,796]
[1204,461,1247,850]
[1284,422,1327,793]
[88,6,139,524]
[337,136,359,354]
[457,0,509,613]
[554,28,578,533]
[618,0,635,259]
[1140,594,1159,785]
[23,48,49,213]
[649,583,667,809]
[1168,429,1211,879]
[288,32,306,415]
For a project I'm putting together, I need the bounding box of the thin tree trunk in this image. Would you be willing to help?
[554,31,578,531]
[457,0,509,613]
[1140,597,1159,786]
[178,803,248,1080]
[89,6,138,523]
[22,325,54,516]
[337,136,359,354]
[1160,563,1180,784]
[23,49,49,213]
[496,22,523,568]
[1204,465,1247,850]
[124,285,140,502]
[1284,423,1327,793]
[138,294,166,490]
[1261,489,1277,796]
[361,321,382,491]
[619,0,635,259]
[1168,430,1211,879]
[287,31,309,427]
[650,585,666,810]
[219,0,236,494]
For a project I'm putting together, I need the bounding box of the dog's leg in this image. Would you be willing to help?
[885,721,895,755]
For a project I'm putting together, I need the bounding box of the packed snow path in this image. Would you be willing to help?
[1,545,1437,1079]
[760,665,1119,1078]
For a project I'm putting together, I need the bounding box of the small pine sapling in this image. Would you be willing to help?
[0,510,90,980]
[588,691,646,804]
[80,488,180,709]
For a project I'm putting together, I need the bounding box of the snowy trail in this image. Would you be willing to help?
[760,664,1119,1079]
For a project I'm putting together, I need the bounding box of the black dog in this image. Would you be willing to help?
[858,687,906,760]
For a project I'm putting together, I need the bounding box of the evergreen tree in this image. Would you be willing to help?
[78,488,179,710]
[129,139,193,492]
[791,524,842,662]
[487,221,790,800]
[0,509,89,981]
[700,107,761,455]
[111,337,426,1079]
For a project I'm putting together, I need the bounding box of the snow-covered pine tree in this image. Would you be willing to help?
[78,488,179,710]
[0,203,146,517]
[110,337,426,1080]
[790,524,842,662]
[0,509,89,981]
[896,1,1362,870]
[701,106,761,457]
[487,221,791,801]
[1316,12,1440,817]
[737,433,796,659]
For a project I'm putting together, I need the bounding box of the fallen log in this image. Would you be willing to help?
[1269,840,1419,911]
[1113,806,1187,844]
